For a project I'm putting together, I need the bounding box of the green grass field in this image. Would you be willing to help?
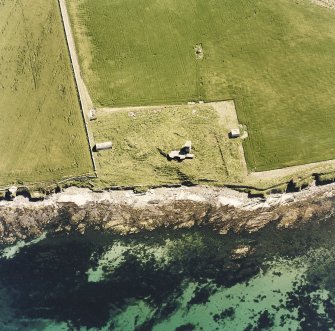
[68,0,335,171]
[91,105,246,187]
[0,0,93,187]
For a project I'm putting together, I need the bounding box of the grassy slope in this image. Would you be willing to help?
[0,0,93,186]
[92,106,244,187]
[68,0,335,171]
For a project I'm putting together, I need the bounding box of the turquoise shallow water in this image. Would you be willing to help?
[1,216,335,330]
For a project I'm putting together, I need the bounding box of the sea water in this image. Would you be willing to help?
[1,215,335,330]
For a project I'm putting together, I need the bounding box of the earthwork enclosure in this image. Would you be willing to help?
[67,0,335,172]
[0,0,93,186]
[91,102,247,187]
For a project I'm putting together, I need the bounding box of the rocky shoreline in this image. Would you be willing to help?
[0,183,335,245]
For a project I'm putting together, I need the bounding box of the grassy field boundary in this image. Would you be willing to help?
[0,172,96,198]
[90,101,249,188]
[57,0,97,175]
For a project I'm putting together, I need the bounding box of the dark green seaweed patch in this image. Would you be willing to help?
[2,216,335,329]
[0,229,261,329]
[187,284,217,307]
[284,281,335,330]
[213,307,235,323]
[305,248,335,297]
[256,310,275,329]
[243,310,275,331]
[175,323,196,331]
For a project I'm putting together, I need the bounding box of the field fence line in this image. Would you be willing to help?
[57,0,97,175]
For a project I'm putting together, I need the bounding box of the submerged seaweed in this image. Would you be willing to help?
[1,216,335,329]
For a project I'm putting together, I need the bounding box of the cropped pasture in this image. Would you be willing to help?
[68,0,335,171]
[0,0,93,186]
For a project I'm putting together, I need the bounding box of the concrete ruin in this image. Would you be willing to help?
[168,141,194,161]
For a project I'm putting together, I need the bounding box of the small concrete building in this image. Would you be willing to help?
[89,109,97,121]
[229,128,241,138]
[95,141,112,151]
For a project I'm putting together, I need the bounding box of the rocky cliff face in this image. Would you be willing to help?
[0,185,335,245]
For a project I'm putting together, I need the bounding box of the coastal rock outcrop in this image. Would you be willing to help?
[0,185,335,245]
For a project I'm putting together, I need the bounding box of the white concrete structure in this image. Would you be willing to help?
[95,142,112,151]
[168,141,194,161]
[230,128,241,138]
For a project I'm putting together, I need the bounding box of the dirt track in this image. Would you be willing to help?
[58,0,93,111]
[312,0,335,10]
[58,0,96,172]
